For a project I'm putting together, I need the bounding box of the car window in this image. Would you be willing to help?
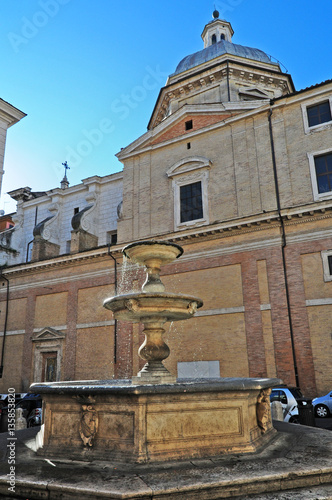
[270,390,280,402]
[270,390,288,405]
[289,388,303,399]
[270,389,287,404]
[279,391,287,405]
[16,401,31,410]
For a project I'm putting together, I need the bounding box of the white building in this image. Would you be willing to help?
[0,172,123,266]
[0,98,26,197]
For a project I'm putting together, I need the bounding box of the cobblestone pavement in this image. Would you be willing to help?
[0,422,332,499]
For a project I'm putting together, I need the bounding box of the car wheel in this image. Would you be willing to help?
[289,416,300,424]
[315,404,330,418]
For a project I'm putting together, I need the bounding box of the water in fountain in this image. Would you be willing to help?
[104,240,203,384]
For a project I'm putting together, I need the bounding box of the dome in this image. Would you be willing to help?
[171,39,277,77]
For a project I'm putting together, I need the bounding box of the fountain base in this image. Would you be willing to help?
[132,361,177,384]
[31,377,280,464]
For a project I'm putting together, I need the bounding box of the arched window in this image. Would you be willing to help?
[211,34,217,44]
[220,34,225,41]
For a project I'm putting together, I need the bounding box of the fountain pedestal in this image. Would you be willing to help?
[31,377,280,463]
[103,240,203,384]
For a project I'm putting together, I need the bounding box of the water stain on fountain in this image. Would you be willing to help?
[31,240,282,464]
[104,240,203,384]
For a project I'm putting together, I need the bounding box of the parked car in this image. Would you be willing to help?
[270,386,305,423]
[16,393,42,427]
[0,393,26,410]
[0,393,27,416]
[312,391,332,418]
[0,394,7,410]
[0,393,42,432]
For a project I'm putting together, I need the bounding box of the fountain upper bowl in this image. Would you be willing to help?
[123,240,183,268]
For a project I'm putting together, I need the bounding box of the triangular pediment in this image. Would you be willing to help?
[238,86,270,99]
[32,327,65,342]
[152,114,234,147]
[117,103,259,160]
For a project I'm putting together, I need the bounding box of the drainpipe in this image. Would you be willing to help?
[108,246,118,364]
[26,206,38,263]
[0,271,9,378]
[268,104,300,388]
[26,240,33,262]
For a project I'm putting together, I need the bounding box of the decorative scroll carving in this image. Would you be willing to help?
[187,302,197,315]
[126,299,140,312]
[256,388,272,434]
[117,200,123,220]
[33,216,55,239]
[32,203,60,242]
[79,405,98,447]
[71,205,94,232]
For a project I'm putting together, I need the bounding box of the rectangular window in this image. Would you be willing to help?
[180,181,203,223]
[107,231,117,246]
[185,120,193,131]
[307,101,332,127]
[321,250,332,281]
[314,153,332,194]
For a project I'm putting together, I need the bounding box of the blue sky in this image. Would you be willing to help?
[1,0,331,213]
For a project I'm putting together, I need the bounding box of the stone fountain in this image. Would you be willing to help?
[4,240,332,500]
[104,240,203,384]
[30,240,281,464]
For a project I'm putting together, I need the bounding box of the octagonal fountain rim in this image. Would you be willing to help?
[30,376,283,394]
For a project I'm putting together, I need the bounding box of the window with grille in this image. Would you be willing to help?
[167,156,211,230]
[180,181,203,223]
[307,101,332,128]
[314,153,332,194]
[302,99,332,134]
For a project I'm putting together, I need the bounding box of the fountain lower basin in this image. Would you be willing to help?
[31,377,281,464]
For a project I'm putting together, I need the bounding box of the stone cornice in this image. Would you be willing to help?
[81,171,123,185]
[0,98,26,127]
[2,203,332,279]
[273,79,332,107]
[2,246,123,278]
[151,59,290,128]
[166,203,332,245]
[9,172,124,210]
[167,55,284,87]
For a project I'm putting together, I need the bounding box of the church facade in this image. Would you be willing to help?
[1,13,332,398]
